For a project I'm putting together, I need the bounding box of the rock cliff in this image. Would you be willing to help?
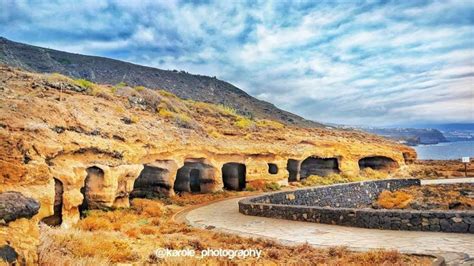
[0,66,415,264]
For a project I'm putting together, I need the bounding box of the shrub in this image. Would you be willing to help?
[158,108,174,118]
[246,180,281,191]
[301,173,356,186]
[158,89,178,98]
[74,78,95,89]
[234,117,254,128]
[265,182,281,191]
[256,119,284,129]
[360,168,388,180]
[134,86,145,92]
[115,81,127,88]
[173,113,194,128]
[130,115,140,124]
[246,180,266,191]
[131,198,164,217]
[47,72,70,82]
[376,190,413,209]
[216,104,238,116]
[208,130,221,138]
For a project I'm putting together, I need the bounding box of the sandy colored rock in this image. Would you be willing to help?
[0,65,417,263]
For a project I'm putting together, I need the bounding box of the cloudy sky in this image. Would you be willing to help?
[1,0,473,126]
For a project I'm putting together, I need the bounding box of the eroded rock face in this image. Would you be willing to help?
[0,66,417,264]
[0,192,40,223]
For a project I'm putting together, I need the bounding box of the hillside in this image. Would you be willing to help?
[0,65,417,264]
[361,128,448,146]
[0,37,323,128]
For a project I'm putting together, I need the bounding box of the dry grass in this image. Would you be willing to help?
[246,180,281,191]
[39,193,432,265]
[300,170,390,187]
[39,225,135,265]
[376,184,473,210]
[376,190,413,209]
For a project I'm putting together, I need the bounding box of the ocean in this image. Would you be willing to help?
[414,140,474,160]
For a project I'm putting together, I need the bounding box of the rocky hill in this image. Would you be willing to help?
[362,128,448,146]
[0,37,323,128]
[0,66,415,263]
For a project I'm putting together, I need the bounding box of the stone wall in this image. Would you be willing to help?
[239,179,474,233]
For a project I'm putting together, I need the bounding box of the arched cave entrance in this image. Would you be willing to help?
[174,161,215,193]
[222,163,246,191]
[41,178,63,226]
[300,157,340,179]
[268,163,278,174]
[287,159,300,182]
[358,156,399,171]
[79,166,105,214]
[131,165,171,199]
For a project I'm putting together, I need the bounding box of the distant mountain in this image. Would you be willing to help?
[0,37,323,128]
[335,125,448,146]
[363,128,447,145]
[405,123,474,142]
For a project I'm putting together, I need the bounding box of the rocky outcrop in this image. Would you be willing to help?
[0,65,417,264]
[0,192,40,224]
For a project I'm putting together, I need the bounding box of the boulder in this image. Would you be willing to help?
[0,192,40,223]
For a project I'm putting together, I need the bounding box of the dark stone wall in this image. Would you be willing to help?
[239,179,474,233]
[252,179,420,208]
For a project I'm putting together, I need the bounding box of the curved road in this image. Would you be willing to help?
[183,178,474,261]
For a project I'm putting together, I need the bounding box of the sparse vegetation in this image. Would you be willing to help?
[256,119,285,129]
[234,116,254,128]
[374,184,473,210]
[74,78,95,90]
[216,104,238,116]
[158,89,178,98]
[39,193,431,265]
[134,86,145,92]
[376,190,413,209]
[246,180,281,191]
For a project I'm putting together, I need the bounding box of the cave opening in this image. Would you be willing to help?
[131,165,171,199]
[190,169,201,192]
[174,162,215,193]
[79,166,105,215]
[222,163,246,191]
[358,156,398,171]
[268,163,278,174]
[41,178,63,226]
[287,159,300,182]
[300,157,340,179]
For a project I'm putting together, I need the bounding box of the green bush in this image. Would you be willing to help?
[74,78,95,89]
[265,182,281,191]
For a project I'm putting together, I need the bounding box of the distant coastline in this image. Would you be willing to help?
[414,140,474,160]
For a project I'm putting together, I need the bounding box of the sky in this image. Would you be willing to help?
[1,0,473,127]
